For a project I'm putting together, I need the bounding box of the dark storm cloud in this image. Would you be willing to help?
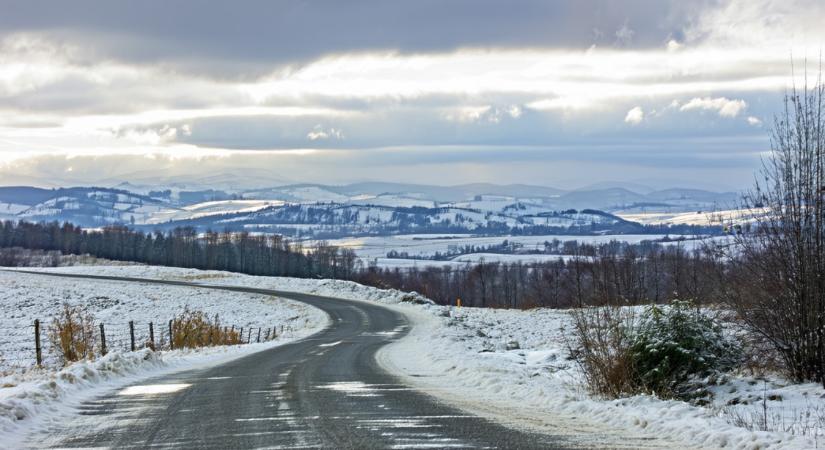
[0,0,701,76]
[0,0,806,190]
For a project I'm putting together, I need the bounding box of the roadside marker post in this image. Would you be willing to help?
[129,321,136,351]
[457,298,461,309]
[169,320,174,349]
[34,319,42,366]
[100,323,107,356]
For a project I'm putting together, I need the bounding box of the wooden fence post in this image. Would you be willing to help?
[239,327,243,343]
[149,322,155,350]
[129,321,136,351]
[34,319,42,366]
[265,328,270,341]
[169,320,174,350]
[256,328,261,343]
[247,328,252,344]
[100,323,107,356]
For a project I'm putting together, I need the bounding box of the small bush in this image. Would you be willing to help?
[570,300,741,401]
[171,308,242,349]
[569,306,639,398]
[49,303,96,364]
[629,300,741,399]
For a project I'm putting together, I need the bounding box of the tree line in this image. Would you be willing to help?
[1,219,723,310]
[0,221,359,280]
[357,240,720,308]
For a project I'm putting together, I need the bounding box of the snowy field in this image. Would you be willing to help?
[322,233,717,259]
[15,265,820,449]
[361,254,588,270]
[318,233,723,269]
[142,199,285,224]
[0,271,325,371]
[0,270,328,443]
[616,208,764,226]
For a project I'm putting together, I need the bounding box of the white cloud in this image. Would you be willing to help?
[506,105,523,119]
[486,105,523,123]
[115,124,181,146]
[666,39,682,52]
[624,106,644,125]
[307,125,344,141]
[443,105,523,123]
[686,0,825,51]
[747,116,763,126]
[679,97,747,118]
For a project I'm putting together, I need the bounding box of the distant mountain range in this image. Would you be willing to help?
[0,183,734,236]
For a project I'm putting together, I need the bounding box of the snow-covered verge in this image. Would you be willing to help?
[0,270,328,444]
[14,265,824,449]
[379,307,821,449]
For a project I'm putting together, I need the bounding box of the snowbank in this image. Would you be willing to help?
[379,306,816,449]
[10,265,823,449]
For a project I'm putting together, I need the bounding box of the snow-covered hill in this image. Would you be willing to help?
[163,202,638,237]
[0,184,733,235]
[143,200,286,224]
[0,187,168,227]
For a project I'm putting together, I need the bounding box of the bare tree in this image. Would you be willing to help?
[724,66,825,385]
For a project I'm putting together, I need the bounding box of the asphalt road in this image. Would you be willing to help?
[19,272,573,450]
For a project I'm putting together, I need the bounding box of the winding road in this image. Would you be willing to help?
[18,272,573,449]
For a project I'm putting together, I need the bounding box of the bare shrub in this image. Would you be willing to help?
[568,306,639,398]
[171,308,242,349]
[722,68,825,386]
[49,303,96,364]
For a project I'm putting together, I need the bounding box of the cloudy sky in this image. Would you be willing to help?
[0,0,822,190]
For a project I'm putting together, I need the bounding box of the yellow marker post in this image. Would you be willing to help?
[457,298,461,308]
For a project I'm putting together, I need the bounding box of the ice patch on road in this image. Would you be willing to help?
[320,381,413,398]
[118,383,190,396]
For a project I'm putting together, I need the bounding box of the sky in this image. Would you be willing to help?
[0,0,823,191]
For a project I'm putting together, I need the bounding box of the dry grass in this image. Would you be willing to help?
[48,303,96,364]
[170,308,242,349]
[724,400,825,443]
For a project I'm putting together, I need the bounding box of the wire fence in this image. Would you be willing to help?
[0,319,293,373]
